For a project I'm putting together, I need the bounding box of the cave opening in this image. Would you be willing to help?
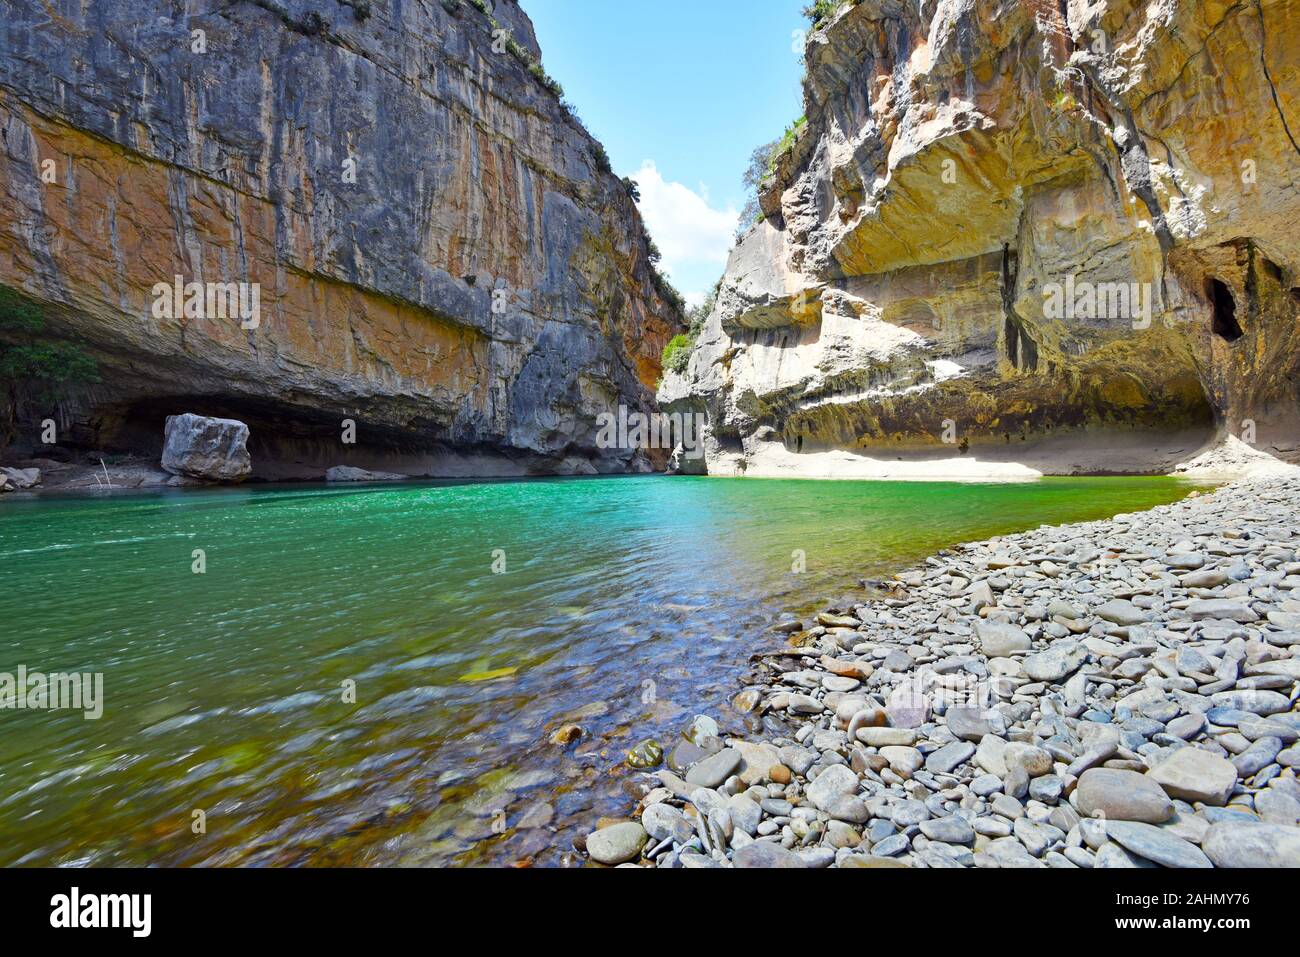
[1207,278,1242,342]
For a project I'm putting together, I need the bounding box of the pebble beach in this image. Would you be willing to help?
[585,474,1300,868]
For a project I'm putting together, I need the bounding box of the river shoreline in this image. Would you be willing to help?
[0,472,1210,867]
[590,471,1300,868]
[681,431,1299,484]
[4,427,1296,498]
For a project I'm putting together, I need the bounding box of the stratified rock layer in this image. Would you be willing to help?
[0,0,680,477]
[664,0,1300,477]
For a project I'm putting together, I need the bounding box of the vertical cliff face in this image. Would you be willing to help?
[0,0,682,477]
[663,0,1300,478]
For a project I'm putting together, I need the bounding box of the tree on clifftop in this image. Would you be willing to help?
[736,139,779,241]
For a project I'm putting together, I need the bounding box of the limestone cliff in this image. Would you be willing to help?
[0,0,682,477]
[663,0,1300,478]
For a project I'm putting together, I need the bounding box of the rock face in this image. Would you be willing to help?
[324,466,407,484]
[0,0,681,478]
[161,414,252,483]
[663,0,1300,477]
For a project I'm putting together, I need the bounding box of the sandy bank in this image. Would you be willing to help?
[695,431,1299,483]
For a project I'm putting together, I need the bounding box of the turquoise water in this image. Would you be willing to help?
[0,475,1206,866]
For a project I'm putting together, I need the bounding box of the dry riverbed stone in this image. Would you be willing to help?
[806,764,860,811]
[1147,748,1238,806]
[609,474,1300,870]
[734,842,806,868]
[1201,821,1300,868]
[974,620,1031,658]
[1076,768,1173,823]
[926,741,975,775]
[1105,821,1212,868]
[1094,599,1150,626]
[684,747,741,788]
[946,706,994,742]
[1023,641,1087,683]
[586,822,647,865]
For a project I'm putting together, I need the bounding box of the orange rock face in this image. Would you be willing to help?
[0,0,681,476]
[664,0,1300,477]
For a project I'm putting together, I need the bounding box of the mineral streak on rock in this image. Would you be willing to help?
[661,0,1300,478]
[0,0,683,477]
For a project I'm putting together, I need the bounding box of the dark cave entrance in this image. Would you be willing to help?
[1207,278,1243,342]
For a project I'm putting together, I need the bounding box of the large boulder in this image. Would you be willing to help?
[161,414,251,483]
[0,466,40,490]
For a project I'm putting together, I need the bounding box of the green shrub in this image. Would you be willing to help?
[767,116,807,176]
[0,285,99,445]
[661,333,694,375]
[457,0,566,100]
[734,117,805,241]
[802,1,843,26]
[687,278,722,334]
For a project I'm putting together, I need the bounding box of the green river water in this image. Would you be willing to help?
[0,474,1207,866]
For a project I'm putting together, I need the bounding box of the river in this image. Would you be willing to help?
[0,474,1207,866]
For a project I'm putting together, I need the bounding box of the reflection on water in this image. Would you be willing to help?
[0,474,1205,866]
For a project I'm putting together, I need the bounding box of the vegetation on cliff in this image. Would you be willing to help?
[0,286,99,446]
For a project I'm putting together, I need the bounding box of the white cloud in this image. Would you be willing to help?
[631,160,737,301]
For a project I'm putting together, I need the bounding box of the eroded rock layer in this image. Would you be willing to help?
[664,0,1300,477]
[0,0,681,477]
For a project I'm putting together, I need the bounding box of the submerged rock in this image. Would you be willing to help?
[626,739,664,770]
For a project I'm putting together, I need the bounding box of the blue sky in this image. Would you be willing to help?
[523,0,808,303]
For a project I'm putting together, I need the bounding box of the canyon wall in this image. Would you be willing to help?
[663,0,1300,478]
[0,0,681,478]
